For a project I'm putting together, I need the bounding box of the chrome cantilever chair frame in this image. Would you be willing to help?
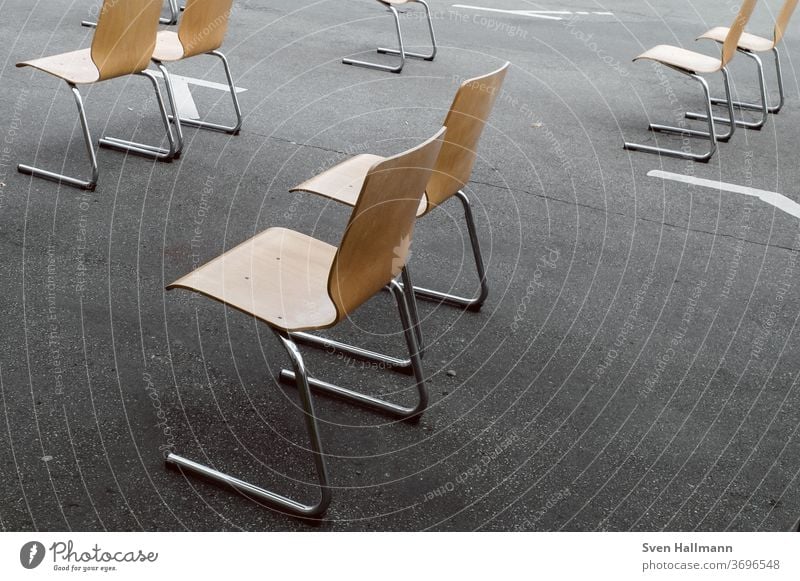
[291,267,425,375]
[694,0,796,118]
[19,71,178,191]
[686,49,769,130]
[711,46,784,114]
[167,330,332,518]
[289,189,488,369]
[158,50,243,142]
[18,83,99,191]
[624,66,736,163]
[166,277,424,518]
[82,0,181,27]
[399,189,489,311]
[153,0,243,156]
[343,0,437,74]
[280,279,428,419]
[98,70,180,161]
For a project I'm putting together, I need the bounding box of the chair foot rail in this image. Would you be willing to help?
[166,453,329,517]
[99,70,179,161]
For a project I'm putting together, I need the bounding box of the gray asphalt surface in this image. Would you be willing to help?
[1,0,799,531]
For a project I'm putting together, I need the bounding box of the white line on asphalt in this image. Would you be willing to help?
[649,170,800,220]
[452,5,614,20]
[150,71,248,94]
[150,71,247,120]
[168,76,200,120]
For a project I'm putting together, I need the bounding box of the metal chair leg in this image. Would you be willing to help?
[166,330,332,517]
[155,63,185,156]
[163,51,243,135]
[82,0,179,27]
[290,267,424,375]
[18,83,99,191]
[711,46,785,114]
[402,266,424,351]
[378,0,437,61]
[624,70,728,162]
[281,280,428,419]
[772,47,785,113]
[401,190,489,311]
[99,70,179,161]
[343,6,406,73]
[686,50,768,130]
[165,0,179,24]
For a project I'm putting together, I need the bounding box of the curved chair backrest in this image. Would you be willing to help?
[179,0,235,59]
[774,0,798,45]
[425,63,509,212]
[722,0,759,65]
[91,0,162,81]
[328,128,447,319]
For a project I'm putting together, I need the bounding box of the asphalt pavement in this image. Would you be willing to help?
[0,0,799,531]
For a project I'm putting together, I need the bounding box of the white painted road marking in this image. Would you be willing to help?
[150,71,247,120]
[649,170,800,220]
[167,77,199,120]
[452,4,613,21]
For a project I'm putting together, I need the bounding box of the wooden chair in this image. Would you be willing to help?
[165,128,445,517]
[82,0,181,27]
[291,62,509,327]
[685,0,797,129]
[152,0,242,155]
[17,0,178,190]
[343,0,437,73]
[623,0,758,162]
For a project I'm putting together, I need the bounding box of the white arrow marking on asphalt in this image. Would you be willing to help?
[150,71,247,120]
[649,170,800,220]
[452,5,614,21]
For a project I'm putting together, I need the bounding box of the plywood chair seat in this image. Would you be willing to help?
[17,49,100,85]
[292,153,429,216]
[168,227,339,332]
[634,45,722,74]
[152,30,186,62]
[699,27,774,52]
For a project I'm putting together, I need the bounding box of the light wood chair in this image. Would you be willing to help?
[685,0,797,129]
[623,0,758,162]
[17,0,178,190]
[165,128,445,517]
[152,0,242,156]
[287,64,508,376]
[292,63,509,325]
[82,0,181,28]
[343,0,437,73]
